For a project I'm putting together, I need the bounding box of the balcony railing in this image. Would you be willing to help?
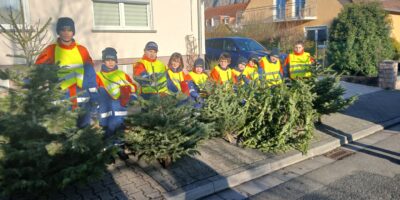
[273,2,317,22]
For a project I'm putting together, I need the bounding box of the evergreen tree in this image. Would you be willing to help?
[0,65,112,198]
[239,80,316,153]
[124,94,210,168]
[328,2,394,76]
[0,11,112,197]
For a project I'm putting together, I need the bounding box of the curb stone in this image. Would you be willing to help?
[164,116,400,200]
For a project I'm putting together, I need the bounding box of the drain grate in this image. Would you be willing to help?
[324,147,355,160]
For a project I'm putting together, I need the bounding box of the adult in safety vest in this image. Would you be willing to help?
[259,48,284,86]
[35,17,97,128]
[284,41,315,79]
[166,52,199,98]
[210,52,237,84]
[133,41,168,99]
[96,48,137,138]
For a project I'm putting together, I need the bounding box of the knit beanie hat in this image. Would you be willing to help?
[56,17,75,35]
[194,58,205,69]
[144,41,158,52]
[102,47,118,62]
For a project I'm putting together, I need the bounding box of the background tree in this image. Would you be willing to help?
[327,2,394,76]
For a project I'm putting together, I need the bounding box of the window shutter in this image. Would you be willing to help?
[124,3,148,26]
[93,2,120,26]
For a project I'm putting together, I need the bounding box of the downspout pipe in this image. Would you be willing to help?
[197,0,203,58]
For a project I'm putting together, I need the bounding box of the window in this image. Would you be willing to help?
[0,0,29,29]
[223,16,229,25]
[295,0,305,18]
[275,0,286,20]
[92,0,153,31]
[222,39,236,51]
[305,26,328,47]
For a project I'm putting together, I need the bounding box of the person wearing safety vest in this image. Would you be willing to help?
[35,17,97,128]
[96,48,137,160]
[259,48,284,86]
[166,52,198,97]
[243,55,259,81]
[189,58,209,93]
[284,41,315,79]
[133,41,168,99]
[233,56,251,85]
[210,52,236,84]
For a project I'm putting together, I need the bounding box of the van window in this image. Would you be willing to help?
[206,39,223,50]
[222,39,236,51]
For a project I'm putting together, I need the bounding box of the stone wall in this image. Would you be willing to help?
[378,60,399,89]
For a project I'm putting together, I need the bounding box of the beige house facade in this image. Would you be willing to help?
[242,0,351,47]
[0,0,206,71]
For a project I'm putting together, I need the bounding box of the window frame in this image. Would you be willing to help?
[304,25,328,48]
[91,0,155,32]
[0,0,30,30]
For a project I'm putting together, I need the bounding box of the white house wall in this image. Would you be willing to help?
[0,0,205,67]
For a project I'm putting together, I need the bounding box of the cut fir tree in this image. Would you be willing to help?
[124,94,210,168]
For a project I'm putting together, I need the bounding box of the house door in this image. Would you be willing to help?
[276,0,286,20]
[295,0,305,18]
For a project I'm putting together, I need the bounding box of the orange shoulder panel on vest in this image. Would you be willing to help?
[35,44,56,64]
[76,45,93,65]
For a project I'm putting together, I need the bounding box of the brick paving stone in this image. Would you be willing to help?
[120,183,141,195]
[112,192,129,200]
[128,191,147,200]
[96,191,114,200]
[90,182,109,193]
[106,183,125,194]
[114,176,133,186]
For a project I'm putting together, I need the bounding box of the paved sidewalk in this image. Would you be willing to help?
[50,82,400,200]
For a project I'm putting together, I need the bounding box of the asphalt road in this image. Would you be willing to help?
[250,124,400,200]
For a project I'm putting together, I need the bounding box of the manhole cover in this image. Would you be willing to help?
[324,148,355,160]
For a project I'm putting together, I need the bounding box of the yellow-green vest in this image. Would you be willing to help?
[214,65,233,83]
[289,52,312,79]
[55,44,84,90]
[243,65,259,80]
[139,59,168,94]
[167,69,185,92]
[260,57,283,86]
[189,71,208,86]
[97,70,136,100]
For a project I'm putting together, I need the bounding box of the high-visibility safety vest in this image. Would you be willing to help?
[244,65,259,80]
[289,52,312,79]
[138,59,168,94]
[189,71,208,86]
[97,70,136,100]
[55,44,84,90]
[260,57,283,86]
[167,70,185,92]
[213,65,233,83]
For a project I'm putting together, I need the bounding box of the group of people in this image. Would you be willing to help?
[34,17,314,159]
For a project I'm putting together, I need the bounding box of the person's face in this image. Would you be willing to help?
[195,66,204,73]
[270,56,279,63]
[145,49,157,60]
[171,59,181,69]
[104,59,117,69]
[219,59,230,69]
[248,60,256,67]
[294,44,304,54]
[59,27,74,43]
[238,63,246,71]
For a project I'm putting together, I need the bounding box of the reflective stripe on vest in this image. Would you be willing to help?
[55,44,84,90]
[289,52,312,79]
[167,70,185,92]
[214,65,233,83]
[260,57,283,86]
[97,70,136,100]
[139,59,168,94]
[189,71,208,86]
